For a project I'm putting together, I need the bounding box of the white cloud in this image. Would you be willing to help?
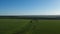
[0,10,60,15]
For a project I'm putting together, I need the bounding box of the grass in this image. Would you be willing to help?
[0,19,60,34]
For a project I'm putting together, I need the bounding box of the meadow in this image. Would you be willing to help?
[0,19,60,34]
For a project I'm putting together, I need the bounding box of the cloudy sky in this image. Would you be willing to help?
[0,0,60,15]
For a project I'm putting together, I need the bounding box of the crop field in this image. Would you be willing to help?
[0,19,60,34]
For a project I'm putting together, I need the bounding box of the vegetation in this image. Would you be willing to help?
[0,19,60,34]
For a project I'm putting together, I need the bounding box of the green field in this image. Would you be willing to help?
[0,19,60,34]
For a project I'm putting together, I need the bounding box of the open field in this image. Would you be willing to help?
[0,19,60,34]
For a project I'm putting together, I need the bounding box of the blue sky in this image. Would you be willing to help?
[0,0,60,15]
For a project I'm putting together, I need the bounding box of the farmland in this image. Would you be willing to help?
[0,19,60,34]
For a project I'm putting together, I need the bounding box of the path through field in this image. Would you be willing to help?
[13,20,40,34]
[17,20,60,34]
[0,19,60,34]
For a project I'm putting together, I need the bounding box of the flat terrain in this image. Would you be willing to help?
[0,19,60,34]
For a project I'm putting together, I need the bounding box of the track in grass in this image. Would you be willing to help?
[0,19,60,34]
